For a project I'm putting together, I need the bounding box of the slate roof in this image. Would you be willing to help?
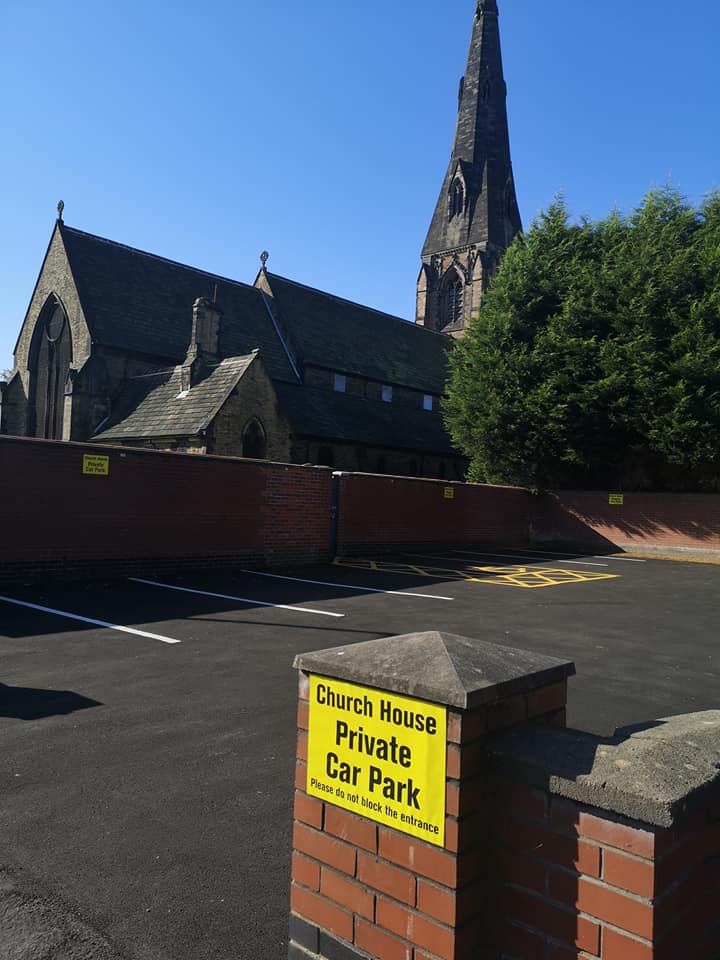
[55,223,459,455]
[59,225,297,383]
[275,383,456,454]
[58,225,452,397]
[264,273,451,395]
[93,355,255,441]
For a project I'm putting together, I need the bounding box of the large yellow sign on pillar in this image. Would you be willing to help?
[307,676,447,846]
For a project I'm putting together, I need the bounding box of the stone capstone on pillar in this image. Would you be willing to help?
[487,710,720,828]
[293,630,575,710]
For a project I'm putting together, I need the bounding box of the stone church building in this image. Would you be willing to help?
[1,0,520,477]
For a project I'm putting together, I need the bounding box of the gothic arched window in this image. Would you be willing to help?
[449,178,465,218]
[446,276,465,328]
[242,418,267,459]
[29,296,73,440]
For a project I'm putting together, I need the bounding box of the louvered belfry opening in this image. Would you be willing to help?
[29,297,73,439]
[449,178,465,218]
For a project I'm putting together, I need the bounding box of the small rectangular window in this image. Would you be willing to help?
[381,385,393,403]
[333,373,346,393]
[423,394,433,411]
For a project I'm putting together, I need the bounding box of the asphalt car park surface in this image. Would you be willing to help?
[1,547,719,959]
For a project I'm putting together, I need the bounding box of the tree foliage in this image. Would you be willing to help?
[444,187,720,491]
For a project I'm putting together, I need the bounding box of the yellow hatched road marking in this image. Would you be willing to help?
[333,558,618,589]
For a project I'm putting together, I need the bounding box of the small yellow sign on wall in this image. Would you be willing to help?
[307,676,447,846]
[443,487,455,500]
[82,455,110,476]
[609,493,624,505]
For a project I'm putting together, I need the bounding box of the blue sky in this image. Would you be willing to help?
[1,0,719,371]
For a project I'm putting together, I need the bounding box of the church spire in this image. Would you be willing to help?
[416,0,521,336]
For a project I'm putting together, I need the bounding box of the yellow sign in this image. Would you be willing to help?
[307,676,447,846]
[82,455,110,476]
[443,487,455,500]
[609,493,624,505]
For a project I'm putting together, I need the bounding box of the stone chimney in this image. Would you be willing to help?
[181,297,222,391]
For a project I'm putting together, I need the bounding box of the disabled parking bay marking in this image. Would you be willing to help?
[332,558,618,590]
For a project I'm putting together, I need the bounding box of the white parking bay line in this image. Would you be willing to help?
[597,556,648,562]
[129,578,345,618]
[492,546,647,563]
[239,569,454,601]
[446,550,609,568]
[0,595,180,644]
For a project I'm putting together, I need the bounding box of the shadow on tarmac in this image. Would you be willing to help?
[0,683,102,721]
[0,549,642,639]
[193,617,390,637]
[0,563,467,638]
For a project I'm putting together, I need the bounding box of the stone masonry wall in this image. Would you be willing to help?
[12,227,93,400]
[6,229,174,442]
[0,374,29,437]
[209,358,293,462]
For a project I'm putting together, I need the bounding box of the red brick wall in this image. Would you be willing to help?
[292,664,720,959]
[261,461,333,562]
[7,437,720,585]
[336,473,530,554]
[490,775,720,958]
[0,436,332,581]
[290,674,568,960]
[533,491,720,556]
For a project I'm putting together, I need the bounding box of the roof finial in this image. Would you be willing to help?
[260,250,269,269]
[57,200,65,223]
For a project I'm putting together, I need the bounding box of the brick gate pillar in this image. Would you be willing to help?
[288,630,575,960]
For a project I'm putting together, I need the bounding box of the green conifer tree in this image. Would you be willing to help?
[444,187,720,491]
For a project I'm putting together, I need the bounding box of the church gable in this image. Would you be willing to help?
[11,221,93,439]
[14,223,92,382]
[209,354,292,462]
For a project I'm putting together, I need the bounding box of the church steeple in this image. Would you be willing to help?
[416,0,521,335]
